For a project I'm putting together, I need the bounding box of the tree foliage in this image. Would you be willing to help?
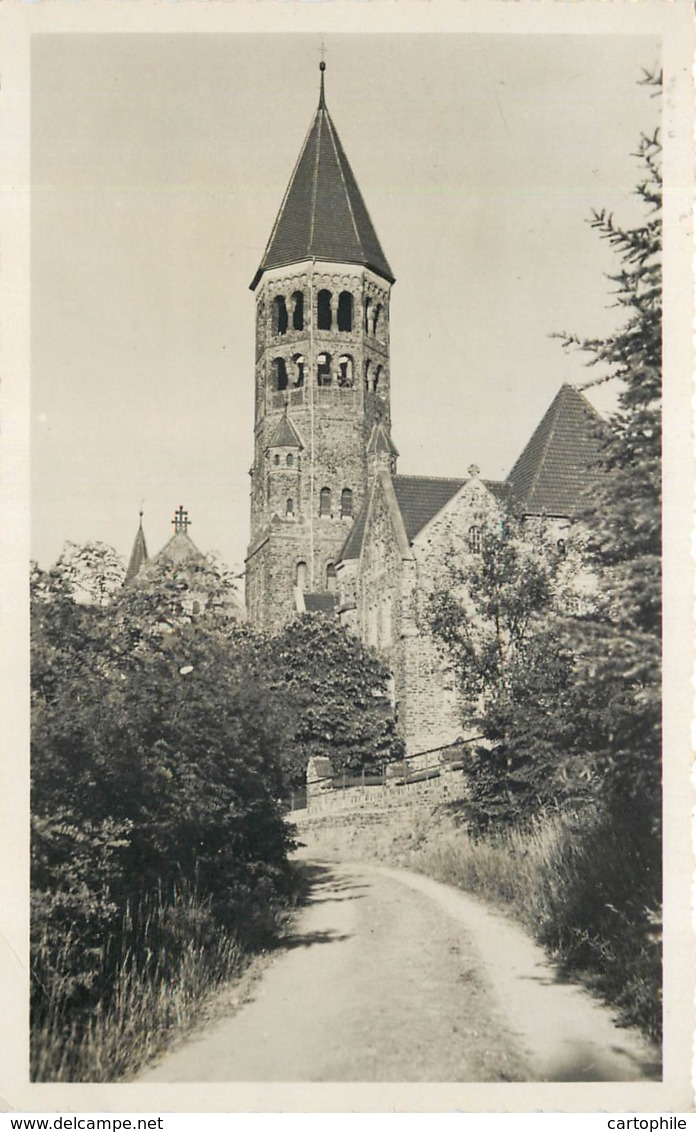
[269,613,403,790]
[429,72,662,838]
[52,541,126,606]
[557,69,662,825]
[428,517,588,829]
[31,550,293,1023]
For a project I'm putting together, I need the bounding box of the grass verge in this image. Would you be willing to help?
[31,883,294,1082]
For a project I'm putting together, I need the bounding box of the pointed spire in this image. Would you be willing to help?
[367,420,399,478]
[270,411,304,450]
[251,66,394,289]
[124,509,149,585]
[367,420,399,458]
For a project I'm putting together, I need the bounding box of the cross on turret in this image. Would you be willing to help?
[172,505,190,534]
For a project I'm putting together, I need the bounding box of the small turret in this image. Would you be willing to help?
[124,510,148,585]
[367,420,399,478]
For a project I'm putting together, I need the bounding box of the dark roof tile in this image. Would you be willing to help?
[367,421,399,457]
[269,413,304,449]
[506,384,608,518]
[251,86,393,289]
[339,474,506,562]
[340,501,368,561]
[124,518,148,585]
[392,475,466,541]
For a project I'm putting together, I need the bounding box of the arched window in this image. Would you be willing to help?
[291,291,304,331]
[317,289,332,331]
[364,359,372,391]
[372,303,382,337]
[341,488,353,518]
[373,365,382,394]
[326,562,337,592]
[192,600,201,616]
[338,355,354,387]
[291,353,305,387]
[286,453,294,467]
[273,453,281,466]
[557,538,567,559]
[317,352,332,386]
[337,291,353,332]
[364,297,372,334]
[319,487,331,517]
[286,498,294,516]
[272,295,288,336]
[295,560,307,590]
[469,526,482,554]
[273,357,288,391]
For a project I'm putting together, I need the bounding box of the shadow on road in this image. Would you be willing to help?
[272,859,365,954]
[540,1039,662,1082]
[282,928,353,950]
[295,859,370,899]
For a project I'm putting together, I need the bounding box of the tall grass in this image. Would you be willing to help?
[405,806,662,1042]
[31,883,281,1082]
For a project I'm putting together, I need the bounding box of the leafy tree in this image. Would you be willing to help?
[428,515,588,829]
[270,613,403,790]
[31,549,293,1022]
[52,540,126,605]
[120,551,242,633]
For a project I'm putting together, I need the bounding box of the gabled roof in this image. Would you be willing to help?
[392,475,466,542]
[506,384,608,518]
[303,592,340,614]
[151,530,205,568]
[269,413,304,449]
[251,67,394,290]
[124,515,148,585]
[339,474,506,563]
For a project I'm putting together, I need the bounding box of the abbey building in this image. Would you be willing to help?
[245,65,605,758]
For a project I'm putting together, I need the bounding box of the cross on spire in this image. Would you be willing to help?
[172,505,191,534]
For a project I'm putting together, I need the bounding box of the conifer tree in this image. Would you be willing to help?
[558,70,662,824]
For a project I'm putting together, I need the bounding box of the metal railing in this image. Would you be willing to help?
[305,736,484,796]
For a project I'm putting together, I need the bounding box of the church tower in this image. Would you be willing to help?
[246,63,396,632]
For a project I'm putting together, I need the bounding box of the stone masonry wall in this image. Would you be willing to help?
[247,261,393,633]
[354,475,504,757]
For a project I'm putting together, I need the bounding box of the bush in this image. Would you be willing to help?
[30,553,298,1078]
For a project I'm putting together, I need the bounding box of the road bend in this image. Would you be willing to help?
[137,857,660,1083]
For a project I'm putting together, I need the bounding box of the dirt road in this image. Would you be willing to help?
[138,858,660,1083]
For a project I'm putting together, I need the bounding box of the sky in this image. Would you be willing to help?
[31,32,660,575]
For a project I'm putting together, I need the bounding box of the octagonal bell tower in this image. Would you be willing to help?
[245,63,396,632]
